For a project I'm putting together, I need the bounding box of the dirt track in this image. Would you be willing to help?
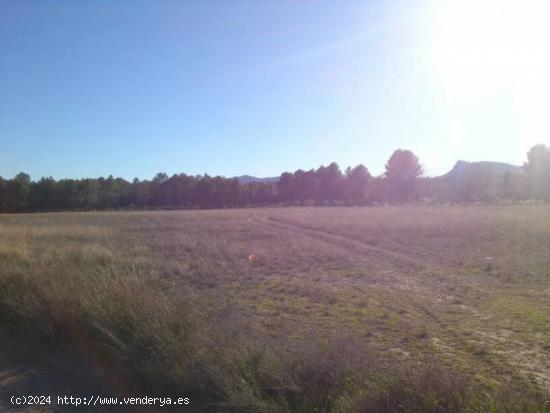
[0,332,118,412]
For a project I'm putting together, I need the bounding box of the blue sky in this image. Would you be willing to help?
[1,0,549,180]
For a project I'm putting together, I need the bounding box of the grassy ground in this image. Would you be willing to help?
[1,206,550,412]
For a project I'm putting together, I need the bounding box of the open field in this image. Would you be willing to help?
[1,205,550,412]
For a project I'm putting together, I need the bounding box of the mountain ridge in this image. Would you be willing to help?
[443,160,525,179]
[233,175,279,184]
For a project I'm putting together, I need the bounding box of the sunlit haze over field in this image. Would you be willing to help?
[1,0,549,179]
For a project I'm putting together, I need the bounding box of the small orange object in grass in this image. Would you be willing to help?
[248,254,257,262]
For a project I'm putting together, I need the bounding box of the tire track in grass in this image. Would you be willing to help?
[255,212,532,382]
[260,213,505,295]
[250,212,460,311]
[261,214,437,273]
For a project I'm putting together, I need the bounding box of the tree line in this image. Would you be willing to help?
[0,146,549,212]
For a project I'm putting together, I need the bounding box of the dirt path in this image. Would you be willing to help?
[0,332,120,412]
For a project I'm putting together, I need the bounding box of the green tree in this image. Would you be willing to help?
[524,144,550,199]
[9,172,31,210]
[316,162,344,201]
[0,177,7,211]
[345,164,371,204]
[80,179,100,208]
[29,177,57,210]
[384,149,423,202]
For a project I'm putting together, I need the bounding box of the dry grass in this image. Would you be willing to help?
[1,206,550,412]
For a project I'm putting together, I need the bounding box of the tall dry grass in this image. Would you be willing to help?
[0,218,548,412]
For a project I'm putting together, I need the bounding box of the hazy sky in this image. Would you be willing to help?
[1,0,549,180]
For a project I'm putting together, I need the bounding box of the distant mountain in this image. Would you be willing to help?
[233,175,279,184]
[444,160,525,179]
[420,160,529,201]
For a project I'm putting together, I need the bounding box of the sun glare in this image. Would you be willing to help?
[430,0,550,148]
